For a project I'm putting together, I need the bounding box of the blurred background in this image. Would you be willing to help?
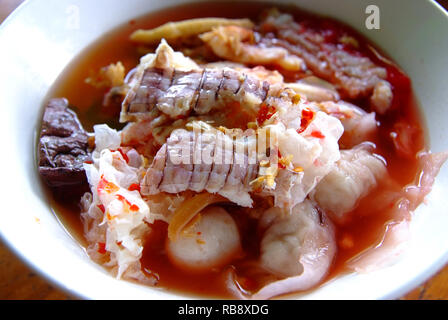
[0,0,447,300]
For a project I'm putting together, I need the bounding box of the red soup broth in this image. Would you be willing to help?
[44,1,426,298]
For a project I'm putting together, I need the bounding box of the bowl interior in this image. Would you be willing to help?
[0,0,447,299]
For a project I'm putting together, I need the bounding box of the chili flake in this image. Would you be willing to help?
[111,148,129,163]
[97,176,119,194]
[128,183,141,192]
[97,204,105,213]
[97,242,107,254]
[116,194,140,212]
[297,108,315,133]
[310,130,325,139]
[257,104,276,125]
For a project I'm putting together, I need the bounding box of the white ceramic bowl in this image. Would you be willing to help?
[0,0,447,300]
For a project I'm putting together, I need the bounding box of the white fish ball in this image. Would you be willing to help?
[166,206,241,272]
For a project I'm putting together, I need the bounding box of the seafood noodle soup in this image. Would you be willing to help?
[38,2,447,299]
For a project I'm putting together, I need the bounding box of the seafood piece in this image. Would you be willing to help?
[285,76,340,102]
[187,129,216,192]
[264,104,344,209]
[205,64,339,102]
[120,40,199,122]
[121,41,345,125]
[158,128,194,194]
[166,206,241,272]
[121,109,250,159]
[201,129,234,194]
[316,100,377,148]
[370,80,393,115]
[200,26,305,71]
[207,65,340,103]
[38,98,92,188]
[390,120,424,160]
[204,63,285,87]
[347,151,448,272]
[130,18,254,45]
[312,143,387,223]
[138,39,200,72]
[141,124,258,207]
[204,62,279,77]
[121,65,270,121]
[205,64,339,103]
[143,143,168,195]
[239,66,284,85]
[85,63,136,111]
[121,42,272,122]
[253,200,336,299]
[202,61,246,70]
[259,10,391,102]
[141,109,343,210]
[121,64,271,121]
[85,62,126,88]
[121,118,159,159]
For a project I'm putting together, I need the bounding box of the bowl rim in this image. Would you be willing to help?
[0,0,447,300]
[0,0,87,300]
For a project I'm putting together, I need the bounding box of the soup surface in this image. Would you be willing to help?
[39,1,441,299]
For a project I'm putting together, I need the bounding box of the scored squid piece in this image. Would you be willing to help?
[203,129,233,194]
[266,110,344,210]
[189,130,216,192]
[122,66,271,122]
[142,144,167,195]
[285,76,340,102]
[312,143,387,224]
[166,206,242,272]
[120,41,272,122]
[141,108,344,210]
[259,9,393,113]
[219,133,252,202]
[252,200,336,299]
[205,65,340,103]
[140,125,259,207]
[121,41,350,130]
[158,129,194,194]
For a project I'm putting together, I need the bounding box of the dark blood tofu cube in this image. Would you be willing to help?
[38,98,92,188]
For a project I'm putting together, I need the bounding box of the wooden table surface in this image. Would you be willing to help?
[1,0,448,300]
